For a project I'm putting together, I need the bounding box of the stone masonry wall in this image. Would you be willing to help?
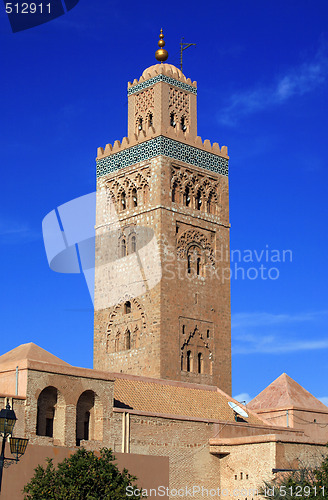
[93,154,231,393]
[110,411,221,500]
[24,369,114,448]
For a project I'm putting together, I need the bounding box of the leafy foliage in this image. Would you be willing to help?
[23,447,146,499]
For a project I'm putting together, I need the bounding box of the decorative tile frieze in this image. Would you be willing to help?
[127,75,197,96]
[96,136,229,178]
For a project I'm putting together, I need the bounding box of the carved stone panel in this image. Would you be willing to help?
[179,317,214,375]
[107,297,147,353]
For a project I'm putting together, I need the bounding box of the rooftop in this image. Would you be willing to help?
[0,342,70,368]
[248,373,328,412]
[114,375,267,425]
[128,63,197,89]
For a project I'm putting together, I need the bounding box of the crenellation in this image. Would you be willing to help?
[112,139,121,152]
[97,132,229,161]
[127,63,197,90]
[104,143,112,155]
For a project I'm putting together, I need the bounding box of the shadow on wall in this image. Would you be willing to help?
[36,387,103,447]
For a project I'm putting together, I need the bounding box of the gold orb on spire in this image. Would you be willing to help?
[155,28,168,62]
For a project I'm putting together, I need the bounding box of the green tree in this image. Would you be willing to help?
[261,447,328,499]
[23,447,146,499]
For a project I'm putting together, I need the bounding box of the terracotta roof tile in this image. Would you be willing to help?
[114,377,266,425]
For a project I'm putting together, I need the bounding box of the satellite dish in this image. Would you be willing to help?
[228,401,249,420]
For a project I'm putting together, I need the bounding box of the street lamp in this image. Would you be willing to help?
[0,400,28,493]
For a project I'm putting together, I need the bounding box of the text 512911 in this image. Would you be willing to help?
[264,486,325,497]
[5,3,51,14]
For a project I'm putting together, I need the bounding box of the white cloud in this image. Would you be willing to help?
[233,338,328,355]
[232,310,328,355]
[232,311,328,329]
[232,392,252,404]
[0,221,40,244]
[0,225,29,236]
[275,61,326,101]
[219,51,328,125]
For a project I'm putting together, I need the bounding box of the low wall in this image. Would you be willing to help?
[0,444,169,499]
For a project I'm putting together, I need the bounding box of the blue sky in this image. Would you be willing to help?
[1,0,328,405]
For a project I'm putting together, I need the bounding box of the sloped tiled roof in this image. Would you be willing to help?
[114,376,267,425]
[248,373,328,412]
[0,343,70,367]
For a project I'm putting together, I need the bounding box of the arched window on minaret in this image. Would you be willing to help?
[138,117,143,131]
[132,188,138,207]
[207,193,212,214]
[121,239,126,258]
[181,353,184,370]
[207,190,217,215]
[186,350,192,372]
[198,353,204,374]
[195,190,202,210]
[107,190,116,217]
[131,235,136,253]
[180,116,187,132]
[187,245,203,276]
[170,112,176,127]
[121,191,126,211]
[172,183,176,202]
[172,180,181,203]
[187,254,191,274]
[196,257,201,276]
[143,184,149,204]
[125,329,131,350]
[124,301,131,314]
[148,113,153,127]
[184,186,191,207]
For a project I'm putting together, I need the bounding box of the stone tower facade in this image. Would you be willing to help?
[94,63,231,394]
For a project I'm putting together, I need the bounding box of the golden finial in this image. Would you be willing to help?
[155,28,168,62]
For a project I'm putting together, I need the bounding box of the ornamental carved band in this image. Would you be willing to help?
[106,297,147,353]
[96,136,229,178]
[169,88,189,115]
[181,327,212,354]
[105,166,151,212]
[135,89,154,116]
[177,230,215,267]
[127,74,197,96]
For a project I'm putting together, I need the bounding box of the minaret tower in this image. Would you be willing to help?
[94,31,231,394]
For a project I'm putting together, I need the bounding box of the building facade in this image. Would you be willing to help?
[0,39,327,500]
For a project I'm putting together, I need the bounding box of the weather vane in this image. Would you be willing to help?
[180,37,196,72]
